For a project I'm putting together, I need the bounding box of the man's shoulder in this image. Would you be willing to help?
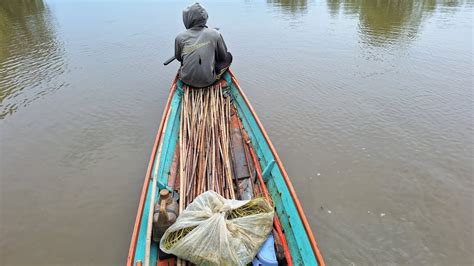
[176,28,220,42]
[175,31,188,41]
[202,28,220,37]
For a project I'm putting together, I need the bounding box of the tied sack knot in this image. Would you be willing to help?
[218,204,232,213]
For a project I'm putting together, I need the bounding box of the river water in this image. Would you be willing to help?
[1,0,472,265]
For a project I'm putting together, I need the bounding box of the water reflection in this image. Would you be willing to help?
[326,0,466,46]
[0,0,66,118]
[267,0,309,15]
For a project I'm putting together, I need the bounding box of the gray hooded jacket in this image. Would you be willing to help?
[175,3,229,87]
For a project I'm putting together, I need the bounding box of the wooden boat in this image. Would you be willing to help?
[127,70,325,266]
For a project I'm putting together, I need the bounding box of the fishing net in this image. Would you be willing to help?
[160,190,274,265]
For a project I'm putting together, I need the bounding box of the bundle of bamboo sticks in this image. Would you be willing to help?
[178,84,236,211]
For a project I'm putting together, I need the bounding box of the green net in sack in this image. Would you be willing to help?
[160,190,274,265]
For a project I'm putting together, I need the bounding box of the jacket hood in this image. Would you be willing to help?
[183,3,208,29]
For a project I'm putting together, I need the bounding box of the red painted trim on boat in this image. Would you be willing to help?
[127,76,178,266]
[229,69,326,266]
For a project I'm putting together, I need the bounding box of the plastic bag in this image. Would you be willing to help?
[160,190,274,265]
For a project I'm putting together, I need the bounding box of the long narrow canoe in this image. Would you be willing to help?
[127,70,325,266]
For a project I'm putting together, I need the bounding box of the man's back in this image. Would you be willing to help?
[175,3,231,88]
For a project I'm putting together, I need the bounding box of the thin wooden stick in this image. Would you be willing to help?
[178,84,239,206]
[177,88,188,266]
[179,89,186,212]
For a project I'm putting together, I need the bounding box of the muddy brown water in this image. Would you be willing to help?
[1,0,473,265]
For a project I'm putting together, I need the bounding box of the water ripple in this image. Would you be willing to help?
[0,0,67,118]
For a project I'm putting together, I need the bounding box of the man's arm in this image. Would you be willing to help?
[175,36,183,62]
[216,33,229,62]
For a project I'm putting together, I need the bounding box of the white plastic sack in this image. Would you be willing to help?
[159,190,274,265]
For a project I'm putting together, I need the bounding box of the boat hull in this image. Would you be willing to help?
[127,71,324,266]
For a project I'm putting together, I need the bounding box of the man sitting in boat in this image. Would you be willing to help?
[175,3,233,88]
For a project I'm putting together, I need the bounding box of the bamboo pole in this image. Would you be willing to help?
[179,84,238,203]
[179,89,186,213]
[177,88,188,266]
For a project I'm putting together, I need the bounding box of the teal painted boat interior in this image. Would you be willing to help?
[133,73,318,265]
